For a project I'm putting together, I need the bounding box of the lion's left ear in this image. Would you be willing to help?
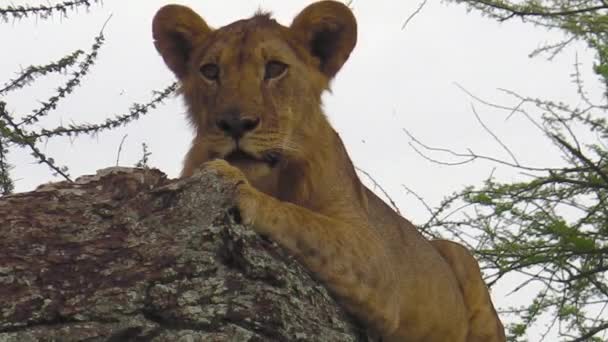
[290,1,357,79]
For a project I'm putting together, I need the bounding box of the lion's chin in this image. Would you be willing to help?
[225,149,281,168]
[223,150,278,187]
[225,150,259,164]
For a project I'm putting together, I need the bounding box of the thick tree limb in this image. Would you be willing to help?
[0,167,364,341]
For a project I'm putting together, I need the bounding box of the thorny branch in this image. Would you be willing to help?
[29,83,178,139]
[18,32,105,127]
[0,136,13,195]
[0,8,176,191]
[0,50,84,95]
[0,0,100,21]
[455,0,608,21]
[0,103,72,181]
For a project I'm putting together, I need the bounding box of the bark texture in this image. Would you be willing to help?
[0,167,364,342]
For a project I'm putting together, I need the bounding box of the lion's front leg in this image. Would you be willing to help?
[201,159,401,337]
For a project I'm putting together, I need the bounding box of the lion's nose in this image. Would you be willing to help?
[216,112,260,139]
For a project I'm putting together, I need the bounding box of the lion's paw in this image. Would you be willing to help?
[202,159,259,226]
[202,159,247,185]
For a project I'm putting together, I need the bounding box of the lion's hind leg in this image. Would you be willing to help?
[430,240,506,342]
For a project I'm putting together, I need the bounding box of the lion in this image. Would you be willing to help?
[152,1,506,341]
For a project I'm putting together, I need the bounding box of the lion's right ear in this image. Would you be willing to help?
[152,5,211,79]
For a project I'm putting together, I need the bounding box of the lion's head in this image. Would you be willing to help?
[152,1,356,182]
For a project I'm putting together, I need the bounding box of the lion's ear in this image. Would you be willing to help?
[152,5,211,79]
[291,1,357,79]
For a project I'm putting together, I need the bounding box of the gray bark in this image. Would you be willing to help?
[0,167,364,342]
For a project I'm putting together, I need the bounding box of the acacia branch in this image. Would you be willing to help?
[0,136,13,195]
[552,134,608,186]
[18,26,106,127]
[569,321,608,342]
[0,50,83,95]
[462,0,608,21]
[0,0,99,21]
[29,83,178,139]
[0,104,71,182]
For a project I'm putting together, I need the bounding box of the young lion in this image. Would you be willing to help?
[152,1,506,341]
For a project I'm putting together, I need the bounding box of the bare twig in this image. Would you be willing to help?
[404,127,561,172]
[115,134,128,166]
[470,103,519,165]
[355,166,401,214]
[402,0,428,30]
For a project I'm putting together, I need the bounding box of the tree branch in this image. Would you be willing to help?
[462,0,608,21]
[0,0,99,21]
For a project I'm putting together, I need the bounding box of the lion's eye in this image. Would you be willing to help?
[264,61,288,80]
[200,63,220,81]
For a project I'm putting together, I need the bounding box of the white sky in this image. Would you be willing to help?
[2,0,604,340]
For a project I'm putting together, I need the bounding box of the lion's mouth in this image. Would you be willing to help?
[225,149,281,167]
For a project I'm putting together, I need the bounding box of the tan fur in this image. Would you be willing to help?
[153,2,506,341]
[431,240,506,342]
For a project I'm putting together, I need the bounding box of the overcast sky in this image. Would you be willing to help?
[2,0,604,340]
